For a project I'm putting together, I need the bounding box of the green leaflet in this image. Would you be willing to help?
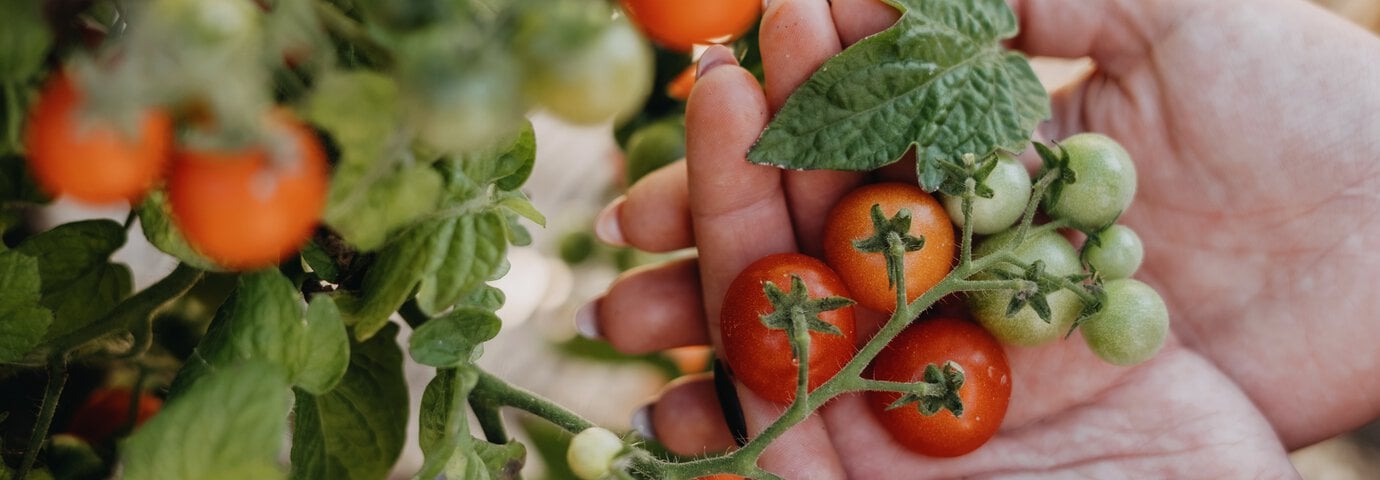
[290,323,409,480]
[416,368,477,479]
[347,209,509,340]
[0,0,53,82]
[306,71,444,251]
[746,0,1049,191]
[16,220,133,341]
[0,250,52,363]
[169,271,349,397]
[408,307,501,368]
[122,362,292,480]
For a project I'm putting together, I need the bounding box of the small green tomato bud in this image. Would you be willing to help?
[568,427,625,480]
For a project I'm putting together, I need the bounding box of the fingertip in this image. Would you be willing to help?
[575,298,602,340]
[697,45,738,79]
[595,197,628,246]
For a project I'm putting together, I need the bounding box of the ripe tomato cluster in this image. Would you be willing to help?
[24,74,328,271]
[720,134,1169,457]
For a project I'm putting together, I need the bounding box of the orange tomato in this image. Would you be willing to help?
[619,0,761,53]
[666,64,696,101]
[24,73,173,204]
[823,183,955,312]
[167,112,327,270]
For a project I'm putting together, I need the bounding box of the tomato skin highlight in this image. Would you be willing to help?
[168,113,327,270]
[619,0,761,53]
[65,388,164,445]
[24,73,173,204]
[823,183,956,313]
[866,317,1011,457]
[721,253,857,404]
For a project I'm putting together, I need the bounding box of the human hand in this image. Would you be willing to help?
[584,0,1380,477]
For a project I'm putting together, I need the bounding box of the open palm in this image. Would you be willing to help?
[587,0,1380,477]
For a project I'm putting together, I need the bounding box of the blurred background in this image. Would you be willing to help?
[8,0,1380,478]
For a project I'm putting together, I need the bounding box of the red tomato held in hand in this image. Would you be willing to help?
[25,73,173,204]
[619,0,761,53]
[866,317,1011,457]
[721,253,857,404]
[65,388,164,445]
[824,183,956,313]
[168,112,327,270]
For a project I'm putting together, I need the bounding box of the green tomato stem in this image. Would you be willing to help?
[470,369,594,435]
[853,379,948,397]
[16,354,67,480]
[48,263,203,353]
[1009,167,1062,248]
[469,394,509,444]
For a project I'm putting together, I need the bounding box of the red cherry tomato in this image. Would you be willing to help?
[65,388,164,445]
[823,183,956,312]
[24,73,172,204]
[619,0,761,53]
[867,317,1011,457]
[167,111,327,270]
[721,253,856,404]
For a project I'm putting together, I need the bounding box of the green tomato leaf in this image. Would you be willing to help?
[301,240,339,283]
[496,190,546,227]
[327,164,444,253]
[414,210,509,316]
[0,0,53,82]
[170,271,349,396]
[470,439,526,480]
[16,220,132,341]
[291,323,409,480]
[0,250,52,363]
[461,285,506,312]
[122,362,291,480]
[137,190,223,271]
[306,71,445,251]
[342,220,445,340]
[409,307,502,368]
[416,368,479,480]
[491,122,537,192]
[746,0,1049,191]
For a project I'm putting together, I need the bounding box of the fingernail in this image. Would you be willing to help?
[631,403,656,440]
[575,298,602,340]
[594,197,627,246]
[697,45,737,78]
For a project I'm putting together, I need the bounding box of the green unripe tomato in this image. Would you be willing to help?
[1083,224,1144,279]
[968,228,1082,346]
[1044,133,1137,231]
[526,20,654,125]
[624,118,685,184]
[942,153,1032,235]
[568,427,625,480]
[1080,278,1169,366]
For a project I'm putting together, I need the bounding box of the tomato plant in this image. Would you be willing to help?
[824,182,956,313]
[619,0,762,52]
[867,317,1011,457]
[64,388,163,445]
[24,73,172,204]
[721,253,857,404]
[167,112,327,270]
